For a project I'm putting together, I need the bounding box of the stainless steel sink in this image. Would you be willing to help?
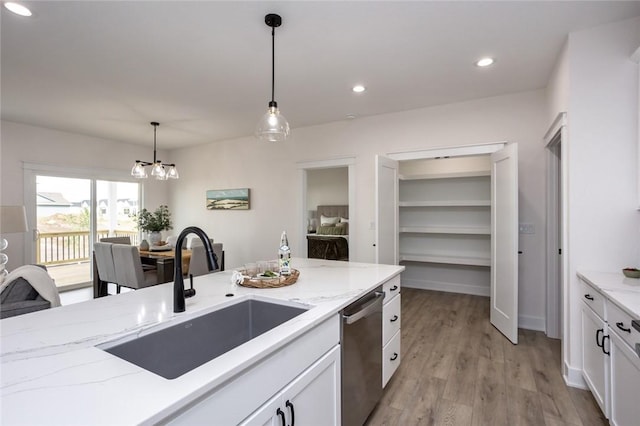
[99,299,308,379]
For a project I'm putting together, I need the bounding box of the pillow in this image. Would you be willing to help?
[340,217,349,223]
[318,225,346,235]
[336,222,349,234]
[320,215,340,226]
[317,225,336,235]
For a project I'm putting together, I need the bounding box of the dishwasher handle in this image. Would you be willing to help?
[342,291,384,325]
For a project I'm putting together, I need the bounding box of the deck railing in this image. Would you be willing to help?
[37,230,139,265]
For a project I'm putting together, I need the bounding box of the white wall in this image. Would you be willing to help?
[547,16,640,385]
[0,120,170,269]
[306,167,348,211]
[170,89,548,326]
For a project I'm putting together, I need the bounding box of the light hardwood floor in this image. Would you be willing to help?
[367,288,606,426]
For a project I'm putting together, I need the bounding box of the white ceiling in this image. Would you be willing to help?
[2,1,640,149]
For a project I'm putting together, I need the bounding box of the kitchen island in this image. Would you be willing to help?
[1,258,404,425]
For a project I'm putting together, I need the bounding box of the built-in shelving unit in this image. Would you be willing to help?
[398,161,492,295]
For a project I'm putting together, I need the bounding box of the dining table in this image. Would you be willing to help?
[93,248,191,298]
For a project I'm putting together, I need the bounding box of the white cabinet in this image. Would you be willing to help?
[240,346,340,426]
[581,298,609,416]
[607,299,640,426]
[166,315,340,425]
[578,275,640,425]
[609,331,640,426]
[382,275,401,387]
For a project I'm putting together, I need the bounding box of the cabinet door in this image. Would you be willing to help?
[610,331,640,426]
[375,155,399,265]
[490,143,519,344]
[241,346,340,426]
[581,304,609,416]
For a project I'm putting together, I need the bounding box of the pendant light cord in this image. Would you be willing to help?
[271,26,275,104]
[152,122,158,163]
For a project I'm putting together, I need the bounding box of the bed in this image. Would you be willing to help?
[307,205,349,261]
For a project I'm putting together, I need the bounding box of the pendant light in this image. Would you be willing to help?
[131,122,179,180]
[255,13,290,142]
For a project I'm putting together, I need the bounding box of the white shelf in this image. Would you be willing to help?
[399,200,490,207]
[399,170,490,181]
[399,226,490,235]
[399,253,490,267]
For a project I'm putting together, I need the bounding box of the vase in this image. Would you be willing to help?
[139,239,149,251]
[149,231,162,246]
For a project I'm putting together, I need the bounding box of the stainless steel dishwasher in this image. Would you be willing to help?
[341,286,384,426]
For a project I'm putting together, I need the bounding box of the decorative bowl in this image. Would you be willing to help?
[622,268,640,279]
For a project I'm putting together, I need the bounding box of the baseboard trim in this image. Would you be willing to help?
[564,362,588,389]
[402,278,490,297]
[518,314,545,332]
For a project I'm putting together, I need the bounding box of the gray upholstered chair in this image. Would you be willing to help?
[100,236,132,244]
[111,244,158,290]
[188,243,224,277]
[94,242,122,294]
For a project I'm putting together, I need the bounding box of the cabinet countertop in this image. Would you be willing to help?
[577,270,640,318]
[1,258,404,425]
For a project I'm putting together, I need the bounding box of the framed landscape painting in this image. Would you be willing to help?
[206,188,250,210]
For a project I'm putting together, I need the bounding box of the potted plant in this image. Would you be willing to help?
[134,205,173,245]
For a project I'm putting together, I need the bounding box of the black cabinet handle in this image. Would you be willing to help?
[390,315,399,322]
[596,329,604,348]
[286,400,295,426]
[390,285,398,292]
[584,294,594,301]
[276,408,286,426]
[390,352,398,361]
[602,335,610,356]
[616,322,631,333]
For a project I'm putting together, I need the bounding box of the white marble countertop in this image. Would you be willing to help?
[1,258,404,425]
[577,270,640,318]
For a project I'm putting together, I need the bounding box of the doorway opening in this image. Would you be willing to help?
[544,113,567,341]
[297,158,356,260]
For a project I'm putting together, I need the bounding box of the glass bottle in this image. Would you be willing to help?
[279,231,291,276]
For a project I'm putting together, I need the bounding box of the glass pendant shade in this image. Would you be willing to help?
[256,105,290,142]
[166,165,179,179]
[131,161,148,178]
[151,162,166,180]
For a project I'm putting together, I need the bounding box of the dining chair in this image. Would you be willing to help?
[188,243,223,277]
[94,242,122,294]
[100,236,131,244]
[111,244,159,290]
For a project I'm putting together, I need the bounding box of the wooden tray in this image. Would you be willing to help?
[239,269,300,289]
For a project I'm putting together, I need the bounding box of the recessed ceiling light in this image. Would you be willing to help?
[352,85,366,93]
[4,2,32,17]
[476,57,495,67]
[346,114,357,119]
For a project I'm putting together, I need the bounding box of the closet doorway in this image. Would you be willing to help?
[376,142,519,343]
[297,158,356,260]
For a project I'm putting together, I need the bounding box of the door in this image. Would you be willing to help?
[490,143,519,343]
[375,156,398,265]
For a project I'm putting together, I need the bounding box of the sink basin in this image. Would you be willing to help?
[99,299,308,379]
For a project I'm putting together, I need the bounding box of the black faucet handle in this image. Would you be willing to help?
[184,274,196,298]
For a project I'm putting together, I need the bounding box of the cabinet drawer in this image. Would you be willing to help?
[383,330,401,388]
[383,275,401,304]
[580,279,606,319]
[383,294,401,345]
[608,301,640,351]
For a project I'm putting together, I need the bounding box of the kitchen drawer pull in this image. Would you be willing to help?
[286,400,295,426]
[276,408,286,426]
[390,285,398,292]
[602,335,610,356]
[596,329,604,348]
[616,322,631,333]
[390,315,399,322]
[390,352,398,361]
[584,294,594,301]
